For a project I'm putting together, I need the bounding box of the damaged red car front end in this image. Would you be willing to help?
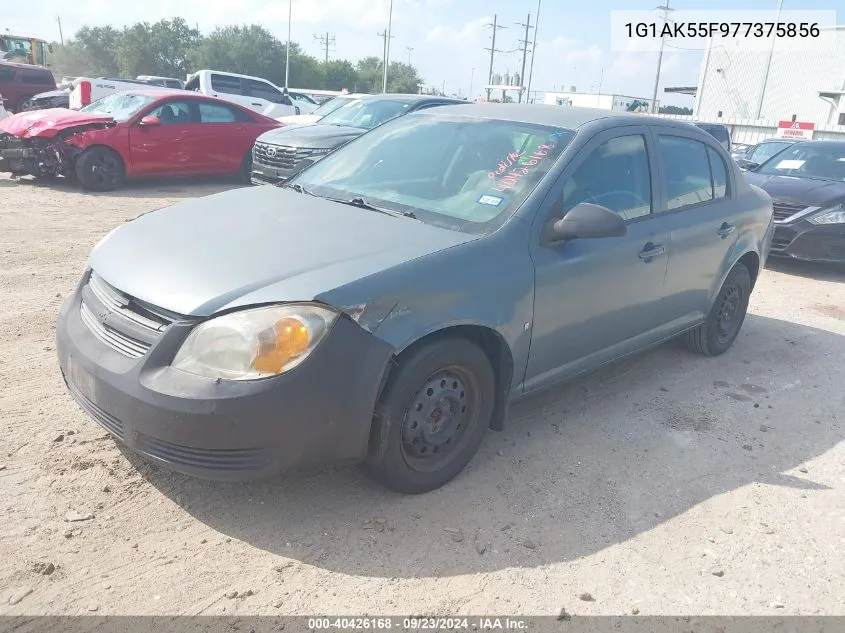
[0,109,116,178]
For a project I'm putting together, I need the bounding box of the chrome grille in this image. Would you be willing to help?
[253,143,313,170]
[772,202,805,222]
[78,272,176,359]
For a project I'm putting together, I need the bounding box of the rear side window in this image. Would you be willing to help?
[707,146,728,198]
[0,68,17,82]
[562,134,652,221]
[210,74,243,96]
[244,79,285,104]
[657,136,714,210]
[22,71,53,85]
[199,102,245,123]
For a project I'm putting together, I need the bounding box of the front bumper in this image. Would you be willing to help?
[250,162,290,186]
[770,218,845,264]
[56,274,394,480]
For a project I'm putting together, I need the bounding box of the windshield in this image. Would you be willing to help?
[317,99,411,130]
[312,96,355,118]
[291,113,574,233]
[81,93,156,122]
[756,143,845,181]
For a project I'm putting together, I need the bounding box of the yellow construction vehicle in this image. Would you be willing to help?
[0,34,51,66]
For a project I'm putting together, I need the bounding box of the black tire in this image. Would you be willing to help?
[74,147,125,192]
[365,337,496,494]
[685,263,752,356]
[17,97,37,112]
[238,151,253,184]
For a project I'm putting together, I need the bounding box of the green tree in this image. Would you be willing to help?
[354,56,383,93]
[322,60,357,91]
[48,26,121,76]
[386,61,422,94]
[116,18,200,78]
[659,105,693,115]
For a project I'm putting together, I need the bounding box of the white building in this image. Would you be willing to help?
[543,90,657,112]
[692,25,845,126]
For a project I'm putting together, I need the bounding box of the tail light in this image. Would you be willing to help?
[78,81,92,106]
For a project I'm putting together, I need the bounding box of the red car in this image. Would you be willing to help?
[0,90,281,191]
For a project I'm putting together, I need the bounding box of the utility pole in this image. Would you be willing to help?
[526,0,541,102]
[483,15,506,101]
[314,32,335,63]
[382,0,394,93]
[377,29,394,91]
[650,0,674,113]
[515,13,534,103]
[406,46,414,66]
[755,0,784,119]
[284,0,292,90]
[57,16,64,46]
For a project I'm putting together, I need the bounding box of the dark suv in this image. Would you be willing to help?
[0,62,56,112]
[695,123,732,154]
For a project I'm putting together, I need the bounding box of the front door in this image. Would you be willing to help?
[524,127,672,392]
[650,129,742,328]
[129,99,203,176]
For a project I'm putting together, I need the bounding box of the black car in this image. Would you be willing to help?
[745,140,845,264]
[732,138,799,171]
[250,94,467,185]
[695,123,731,154]
[28,88,70,110]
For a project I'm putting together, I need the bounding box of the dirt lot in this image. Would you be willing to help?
[1,174,844,617]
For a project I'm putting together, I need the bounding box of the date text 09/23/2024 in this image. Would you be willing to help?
[307,617,530,630]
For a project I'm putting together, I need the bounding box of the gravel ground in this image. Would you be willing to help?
[0,174,844,617]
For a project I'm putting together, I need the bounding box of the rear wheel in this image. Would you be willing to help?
[17,97,37,112]
[74,147,125,192]
[685,263,751,356]
[365,338,495,494]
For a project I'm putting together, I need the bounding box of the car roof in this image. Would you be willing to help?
[789,140,845,147]
[111,89,210,99]
[419,103,702,131]
[356,93,465,104]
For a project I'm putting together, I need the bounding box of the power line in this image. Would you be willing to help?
[313,32,336,63]
[483,14,506,101]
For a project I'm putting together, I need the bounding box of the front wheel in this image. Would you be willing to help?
[685,262,752,356]
[74,147,125,192]
[365,338,496,494]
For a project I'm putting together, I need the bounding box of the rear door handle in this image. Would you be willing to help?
[638,242,666,262]
[718,222,736,238]
[251,102,262,107]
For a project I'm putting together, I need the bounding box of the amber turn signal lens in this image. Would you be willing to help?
[252,317,310,373]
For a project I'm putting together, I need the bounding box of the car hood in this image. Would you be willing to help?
[257,123,364,148]
[0,108,114,138]
[33,89,69,100]
[276,114,321,126]
[744,172,845,208]
[88,186,475,317]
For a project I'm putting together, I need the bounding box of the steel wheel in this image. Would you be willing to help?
[400,366,478,473]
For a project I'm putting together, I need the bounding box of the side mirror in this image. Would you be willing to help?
[548,202,627,242]
[737,159,760,172]
[139,115,161,127]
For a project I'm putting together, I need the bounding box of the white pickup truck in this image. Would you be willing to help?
[69,77,182,109]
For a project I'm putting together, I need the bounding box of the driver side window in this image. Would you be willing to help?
[562,134,652,221]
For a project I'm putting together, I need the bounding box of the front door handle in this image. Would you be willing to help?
[638,242,666,262]
[251,102,262,107]
[718,222,736,239]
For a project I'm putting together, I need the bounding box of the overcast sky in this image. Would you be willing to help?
[3,0,837,105]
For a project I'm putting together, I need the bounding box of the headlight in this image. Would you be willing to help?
[172,304,338,380]
[809,204,845,225]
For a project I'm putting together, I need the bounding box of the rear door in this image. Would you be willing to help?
[194,100,256,174]
[651,127,741,329]
[128,99,204,175]
[525,126,673,391]
[243,78,296,118]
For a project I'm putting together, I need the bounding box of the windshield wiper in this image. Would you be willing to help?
[330,196,417,220]
[278,182,314,195]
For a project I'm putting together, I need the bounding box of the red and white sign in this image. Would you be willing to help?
[776,120,815,140]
